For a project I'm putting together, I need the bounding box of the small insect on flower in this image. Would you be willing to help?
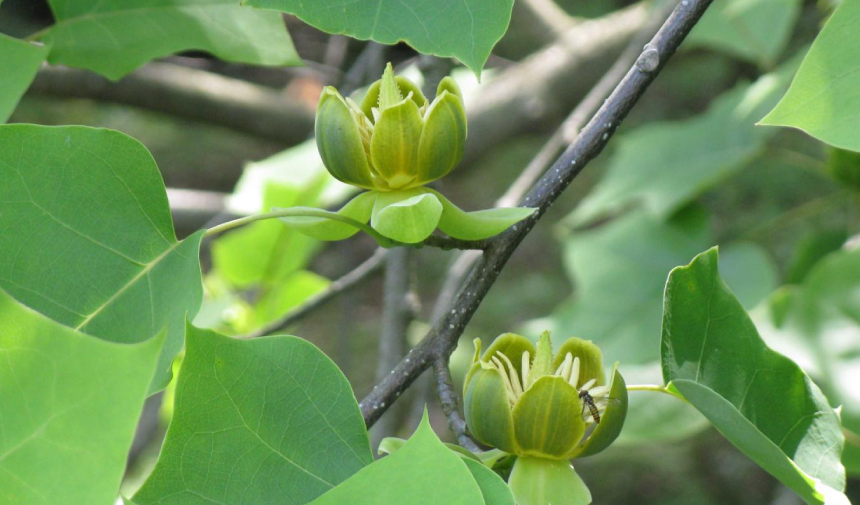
[578,387,621,424]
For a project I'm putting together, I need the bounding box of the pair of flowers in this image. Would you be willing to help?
[293,64,628,505]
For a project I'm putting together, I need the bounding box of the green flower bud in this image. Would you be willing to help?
[315,62,467,191]
[463,331,627,460]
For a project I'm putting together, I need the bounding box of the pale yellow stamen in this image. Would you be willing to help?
[521,351,530,389]
[491,356,519,405]
[581,378,597,391]
[569,357,581,388]
[495,351,523,398]
[588,385,610,398]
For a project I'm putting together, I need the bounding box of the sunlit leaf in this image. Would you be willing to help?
[0,125,203,393]
[307,411,485,505]
[0,289,163,505]
[760,0,860,152]
[40,0,299,80]
[134,325,373,505]
[242,0,515,78]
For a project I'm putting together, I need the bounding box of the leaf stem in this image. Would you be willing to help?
[203,208,394,247]
[843,426,860,448]
[626,384,689,403]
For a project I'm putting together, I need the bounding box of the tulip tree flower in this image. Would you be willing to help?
[276,63,536,245]
[463,332,628,505]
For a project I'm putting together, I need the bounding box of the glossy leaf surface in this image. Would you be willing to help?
[760,0,860,152]
[41,0,299,79]
[0,289,163,505]
[0,125,203,392]
[662,248,847,505]
[242,0,515,78]
[134,325,373,505]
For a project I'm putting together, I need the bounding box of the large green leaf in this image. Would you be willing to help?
[0,35,48,122]
[567,60,798,226]
[242,0,514,78]
[134,325,373,505]
[662,248,847,505]
[753,248,860,474]
[307,411,486,505]
[760,0,860,152]
[38,0,299,80]
[0,125,203,392]
[0,288,163,505]
[687,0,801,66]
[528,207,776,366]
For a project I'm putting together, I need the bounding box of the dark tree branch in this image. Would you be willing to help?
[242,248,388,339]
[433,356,482,453]
[419,235,492,251]
[361,0,715,428]
[27,62,315,145]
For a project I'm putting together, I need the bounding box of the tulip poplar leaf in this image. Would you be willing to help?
[568,59,799,225]
[0,125,204,394]
[277,192,377,242]
[687,0,802,66]
[39,0,300,80]
[760,0,860,152]
[0,35,48,122]
[0,289,164,505]
[307,411,486,505]
[241,0,515,78]
[661,248,847,505]
[134,325,373,505]
[508,457,591,505]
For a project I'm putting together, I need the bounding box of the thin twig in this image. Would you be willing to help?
[371,247,420,445]
[361,0,716,428]
[241,248,388,339]
[433,357,482,452]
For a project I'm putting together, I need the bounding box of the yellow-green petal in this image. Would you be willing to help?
[369,98,424,189]
[361,76,427,120]
[509,457,592,505]
[480,333,535,376]
[315,87,375,189]
[464,366,518,454]
[416,90,467,184]
[513,376,585,458]
[552,337,606,388]
[568,365,628,459]
[436,75,463,101]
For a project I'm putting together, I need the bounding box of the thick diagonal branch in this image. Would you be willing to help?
[361,0,715,428]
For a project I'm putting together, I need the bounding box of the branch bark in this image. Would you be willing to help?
[361,0,715,428]
[27,62,315,145]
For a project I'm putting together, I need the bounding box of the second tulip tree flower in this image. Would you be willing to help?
[278,63,536,245]
[464,332,628,505]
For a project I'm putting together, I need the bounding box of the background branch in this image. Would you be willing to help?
[27,62,315,145]
[361,0,715,428]
[433,356,481,453]
[242,248,388,339]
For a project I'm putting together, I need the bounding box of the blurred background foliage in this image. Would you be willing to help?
[3,0,859,502]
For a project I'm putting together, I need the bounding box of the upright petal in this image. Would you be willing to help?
[415,90,467,184]
[369,98,424,188]
[464,365,519,454]
[361,75,427,121]
[552,338,606,388]
[512,376,585,458]
[315,87,376,189]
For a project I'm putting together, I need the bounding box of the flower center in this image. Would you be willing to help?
[487,351,612,423]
